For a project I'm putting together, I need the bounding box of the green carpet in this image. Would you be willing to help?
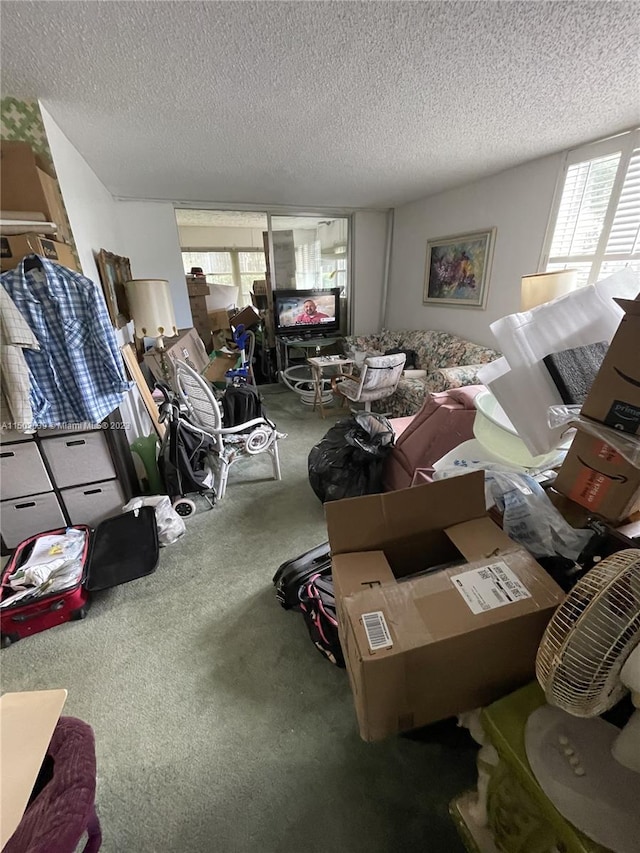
[1,386,478,852]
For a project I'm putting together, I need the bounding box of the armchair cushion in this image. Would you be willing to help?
[384,386,482,491]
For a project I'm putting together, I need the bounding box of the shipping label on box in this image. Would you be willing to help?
[451,561,532,614]
[581,296,640,434]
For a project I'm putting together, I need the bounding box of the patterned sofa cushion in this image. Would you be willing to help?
[343,329,500,418]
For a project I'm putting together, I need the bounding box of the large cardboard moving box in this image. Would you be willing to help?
[143,327,209,382]
[555,426,640,521]
[581,296,640,434]
[0,141,70,243]
[0,233,78,272]
[326,472,564,741]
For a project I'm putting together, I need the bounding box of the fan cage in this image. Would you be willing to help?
[536,550,640,717]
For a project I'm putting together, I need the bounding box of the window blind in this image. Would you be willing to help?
[544,129,640,285]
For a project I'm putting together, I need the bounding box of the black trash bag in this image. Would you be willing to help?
[308,411,395,503]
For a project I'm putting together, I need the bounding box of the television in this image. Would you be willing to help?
[273,288,341,338]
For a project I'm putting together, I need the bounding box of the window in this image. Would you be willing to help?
[237,251,267,302]
[542,128,640,286]
[182,249,266,306]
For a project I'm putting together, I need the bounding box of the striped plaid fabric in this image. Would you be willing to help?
[1,255,130,427]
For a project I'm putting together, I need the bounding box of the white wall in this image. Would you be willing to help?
[41,104,191,331]
[40,105,188,442]
[116,201,192,329]
[387,153,563,347]
[352,211,389,334]
[40,104,126,284]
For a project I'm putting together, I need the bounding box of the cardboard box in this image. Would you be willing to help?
[230,304,261,330]
[326,471,564,741]
[202,351,239,383]
[189,295,210,322]
[143,327,209,381]
[208,309,232,350]
[581,296,640,434]
[554,426,640,521]
[0,142,70,243]
[0,233,79,272]
[186,276,209,297]
[1,689,67,848]
[188,295,214,349]
[208,308,232,333]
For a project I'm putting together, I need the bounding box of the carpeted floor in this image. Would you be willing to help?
[1,385,478,853]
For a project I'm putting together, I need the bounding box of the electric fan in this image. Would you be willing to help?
[525,549,640,853]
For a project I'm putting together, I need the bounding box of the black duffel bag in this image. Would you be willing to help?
[384,347,418,369]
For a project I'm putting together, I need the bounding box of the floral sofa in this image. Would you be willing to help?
[342,329,501,418]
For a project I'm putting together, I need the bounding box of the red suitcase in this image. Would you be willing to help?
[1,507,159,648]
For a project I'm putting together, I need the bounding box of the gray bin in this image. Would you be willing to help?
[60,480,126,528]
[0,442,53,500]
[40,431,116,489]
[1,491,66,548]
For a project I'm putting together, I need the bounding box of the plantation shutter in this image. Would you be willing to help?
[544,129,640,285]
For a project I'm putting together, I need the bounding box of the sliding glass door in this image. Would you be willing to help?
[268,214,350,334]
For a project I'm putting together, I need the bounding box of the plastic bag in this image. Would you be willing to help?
[308,412,395,503]
[122,495,186,546]
[548,406,640,467]
[433,466,592,560]
[486,471,592,560]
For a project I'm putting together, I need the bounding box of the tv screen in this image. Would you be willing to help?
[274,288,340,336]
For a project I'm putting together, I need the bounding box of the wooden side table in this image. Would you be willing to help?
[450,682,609,853]
[307,356,354,418]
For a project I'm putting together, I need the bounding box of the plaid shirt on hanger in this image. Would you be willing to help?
[1,255,130,427]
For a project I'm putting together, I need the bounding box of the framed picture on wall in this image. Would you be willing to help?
[423,228,496,309]
[95,249,132,328]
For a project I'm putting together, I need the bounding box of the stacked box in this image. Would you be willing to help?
[555,296,640,521]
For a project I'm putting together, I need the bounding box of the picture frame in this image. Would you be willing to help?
[423,228,496,309]
[95,249,132,328]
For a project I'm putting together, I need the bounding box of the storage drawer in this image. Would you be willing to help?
[1,492,66,549]
[0,442,53,500]
[0,429,32,444]
[40,431,116,488]
[60,480,126,528]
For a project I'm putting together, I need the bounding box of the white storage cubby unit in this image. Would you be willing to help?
[1,411,137,550]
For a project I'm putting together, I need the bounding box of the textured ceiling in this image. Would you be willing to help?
[2,1,639,208]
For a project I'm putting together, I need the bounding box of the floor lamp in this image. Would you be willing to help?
[125,279,178,381]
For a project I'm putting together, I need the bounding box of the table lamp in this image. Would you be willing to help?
[125,279,178,379]
[521,269,578,311]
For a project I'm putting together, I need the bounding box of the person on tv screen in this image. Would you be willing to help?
[294,299,329,325]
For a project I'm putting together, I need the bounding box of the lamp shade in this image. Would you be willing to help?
[125,279,178,339]
[521,269,578,311]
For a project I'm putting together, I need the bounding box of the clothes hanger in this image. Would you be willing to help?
[23,254,43,273]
